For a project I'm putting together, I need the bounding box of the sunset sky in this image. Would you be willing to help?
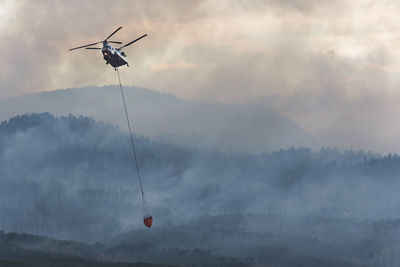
[1,0,400,152]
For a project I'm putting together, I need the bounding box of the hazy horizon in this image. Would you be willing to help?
[0,85,317,154]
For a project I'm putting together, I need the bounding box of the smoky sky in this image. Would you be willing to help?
[1,0,400,152]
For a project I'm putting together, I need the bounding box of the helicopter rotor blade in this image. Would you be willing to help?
[105,26,122,41]
[119,34,147,50]
[86,47,102,50]
[69,42,101,51]
[108,41,123,44]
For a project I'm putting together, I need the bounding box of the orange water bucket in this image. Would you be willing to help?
[144,215,153,228]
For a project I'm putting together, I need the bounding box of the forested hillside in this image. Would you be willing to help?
[0,113,398,266]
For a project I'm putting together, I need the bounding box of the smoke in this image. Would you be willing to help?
[1,112,400,265]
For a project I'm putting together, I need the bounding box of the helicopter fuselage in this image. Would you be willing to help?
[102,45,128,68]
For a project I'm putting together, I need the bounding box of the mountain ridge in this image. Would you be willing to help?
[0,86,316,153]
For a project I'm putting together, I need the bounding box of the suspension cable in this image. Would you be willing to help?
[116,68,146,205]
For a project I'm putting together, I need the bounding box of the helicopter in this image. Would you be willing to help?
[69,26,147,70]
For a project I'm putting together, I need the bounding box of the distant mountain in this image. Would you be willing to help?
[0,86,315,153]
